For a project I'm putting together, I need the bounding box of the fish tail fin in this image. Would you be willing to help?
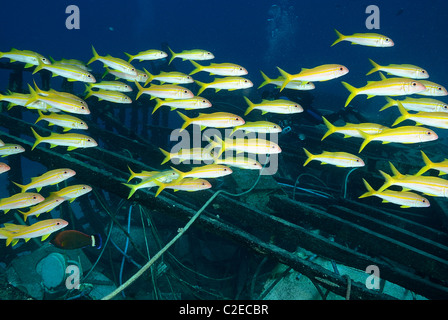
[124,52,133,63]
[380,97,397,111]
[154,180,167,197]
[152,98,164,114]
[366,58,381,76]
[30,127,43,151]
[331,29,346,47]
[341,81,359,107]
[321,116,336,141]
[302,148,315,166]
[127,165,137,182]
[159,148,171,165]
[357,129,373,153]
[207,135,225,159]
[359,178,377,198]
[32,58,44,75]
[84,84,93,99]
[415,151,433,176]
[122,182,138,199]
[276,67,292,92]
[19,210,29,222]
[243,96,256,116]
[11,181,26,193]
[389,161,405,179]
[167,46,177,65]
[257,71,271,89]
[134,81,144,100]
[176,111,191,132]
[378,170,396,192]
[35,110,44,124]
[189,60,203,75]
[25,85,39,106]
[143,68,153,86]
[392,101,410,126]
[92,233,102,249]
[87,45,99,65]
[195,80,207,95]
[170,166,186,182]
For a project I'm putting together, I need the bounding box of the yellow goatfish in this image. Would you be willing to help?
[50,184,92,202]
[230,121,282,135]
[416,80,448,96]
[195,77,253,95]
[378,162,448,197]
[168,47,214,65]
[357,126,438,153]
[415,151,448,176]
[144,69,194,86]
[258,71,315,90]
[0,48,50,67]
[0,91,52,112]
[154,178,212,197]
[127,167,160,182]
[159,147,214,165]
[190,60,248,76]
[135,81,194,100]
[392,102,448,129]
[321,116,388,140]
[85,87,132,104]
[87,81,133,92]
[0,224,27,246]
[123,170,179,199]
[208,135,281,158]
[277,64,349,91]
[0,192,45,214]
[243,96,303,116]
[359,179,430,208]
[18,196,66,221]
[170,164,232,180]
[31,127,98,151]
[104,67,148,83]
[152,97,212,114]
[381,97,448,113]
[214,156,262,170]
[331,29,394,47]
[1,218,68,246]
[0,144,25,157]
[124,49,168,62]
[0,163,10,174]
[33,60,96,83]
[88,46,137,76]
[35,111,88,132]
[177,111,245,132]
[54,58,91,71]
[366,59,429,79]
[12,168,76,193]
[303,148,364,167]
[342,77,426,107]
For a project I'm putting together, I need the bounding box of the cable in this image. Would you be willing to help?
[343,168,358,199]
[119,204,133,298]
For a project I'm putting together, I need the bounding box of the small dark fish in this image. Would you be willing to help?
[51,230,102,250]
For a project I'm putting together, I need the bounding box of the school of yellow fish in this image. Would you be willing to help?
[0,28,447,246]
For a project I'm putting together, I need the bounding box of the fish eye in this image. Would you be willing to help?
[202,100,206,103]
[412,82,417,86]
[385,38,390,42]
[131,68,135,71]
[202,182,206,185]
[87,139,91,142]
[273,125,277,128]
[244,80,248,83]
[186,76,191,79]
[87,74,91,77]
[339,67,343,71]
[422,199,426,203]
[56,222,60,225]
[421,70,426,73]
[82,186,86,189]
[207,52,211,55]
[438,87,442,91]
[64,171,67,174]
[184,90,188,93]
[14,146,18,149]
[80,122,84,125]
[444,105,448,109]
[81,106,85,109]
[356,159,359,162]
[427,131,432,135]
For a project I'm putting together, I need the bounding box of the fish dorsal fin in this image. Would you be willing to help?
[301,68,309,72]
[379,72,387,80]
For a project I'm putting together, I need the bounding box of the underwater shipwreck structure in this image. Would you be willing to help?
[0,61,448,300]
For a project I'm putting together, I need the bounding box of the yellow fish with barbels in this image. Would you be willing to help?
[135,81,194,100]
[144,69,194,86]
[18,195,66,221]
[33,60,96,83]
[416,80,448,96]
[0,91,54,112]
[243,96,303,116]
[378,162,448,197]
[123,170,180,198]
[258,71,315,91]
[12,168,76,193]
[103,67,148,83]
[168,47,214,65]
[33,81,88,106]
[0,218,68,246]
[87,81,133,92]
[415,151,448,176]
[177,111,245,132]
[0,224,27,246]
[277,64,349,91]
[0,192,45,214]
[303,148,365,167]
[366,59,429,79]
[50,184,92,202]
[357,126,438,153]
[31,127,98,151]
[35,111,88,132]
[189,60,248,76]
[159,147,214,165]
[359,179,430,208]
[154,178,212,197]
[124,49,168,62]
[0,144,25,157]
[0,163,10,174]
[341,77,426,107]
[85,87,132,104]
[380,97,448,113]
[88,46,137,76]
[214,156,262,170]
[392,102,448,129]
[195,77,253,95]
[331,29,394,47]
[0,48,50,67]
[230,121,282,135]
[53,58,91,71]
[152,97,212,114]
[321,116,388,141]
[170,164,233,180]
[208,135,281,158]
[127,167,160,182]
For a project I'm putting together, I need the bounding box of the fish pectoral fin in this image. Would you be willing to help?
[366,95,376,99]
[41,233,51,241]
[400,205,411,208]
[36,187,42,192]
[381,200,389,203]
[50,144,58,148]
[67,146,78,151]
[25,238,31,242]
[173,189,179,192]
